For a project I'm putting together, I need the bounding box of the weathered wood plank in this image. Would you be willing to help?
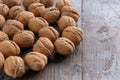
[18,0,83,80]
[82,0,120,80]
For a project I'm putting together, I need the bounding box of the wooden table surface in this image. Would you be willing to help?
[15,0,120,80]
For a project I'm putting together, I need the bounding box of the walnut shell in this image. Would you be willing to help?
[15,11,35,26]
[38,26,59,43]
[4,56,25,78]
[0,3,9,17]
[40,0,54,8]
[24,52,47,71]
[9,6,24,19]
[54,37,75,56]
[13,30,35,48]
[56,0,72,11]
[61,6,80,22]
[3,20,24,38]
[28,3,45,17]
[0,14,5,28]
[23,0,40,9]
[33,37,54,57]
[62,27,83,46]
[28,17,48,33]
[0,31,9,42]
[0,52,5,72]
[58,16,76,31]
[4,0,21,8]
[43,7,60,24]
[0,40,20,57]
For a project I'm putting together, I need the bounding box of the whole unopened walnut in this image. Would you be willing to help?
[23,0,40,9]
[0,14,5,28]
[33,37,54,57]
[56,0,72,11]
[61,6,80,22]
[3,20,24,38]
[54,37,75,56]
[62,27,83,46]
[0,31,9,42]
[0,52,5,72]
[0,3,9,17]
[0,40,20,57]
[4,0,21,8]
[9,6,24,19]
[43,7,60,24]
[15,11,35,25]
[40,0,54,8]
[24,52,47,71]
[4,56,25,78]
[58,16,76,31]
[28,3,45,17]
[28,17,48,33]
[38,26,59,43]
[13,30,35,48]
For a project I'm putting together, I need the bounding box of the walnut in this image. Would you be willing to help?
[0,14,5,28]
[54,37,75,55]
[0,31,9,42]
[61,6,80,22]
[15,11,35,26]
[24,52,47,71]
[28,3,45,17]
[58,16,76,31]
[0,3,9,17]
[9,6,24,19]
[33,37,54,57]
[43,7,60,24]
[28,17,48,33]
[13,30,35,48]
[2,20,24,38]
[40,0,54,8]
[62,27,83,46]
[0,52,5,72]
[56,0,72,11]
[0,40,20,57]
[4,56,25,78]
[4,0,21,8]
[38,26,59,43]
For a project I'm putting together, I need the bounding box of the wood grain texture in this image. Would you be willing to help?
[16,0,83,80]
[82,0,120,80]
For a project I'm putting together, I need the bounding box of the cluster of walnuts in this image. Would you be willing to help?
[0,0,83,79]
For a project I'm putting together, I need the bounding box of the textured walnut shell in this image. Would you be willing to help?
[0,14,5,28]
[24,52,47,71]
[56,0,72,11]
[13,30,35,48]
[23,0,40,9]
[38,26,59,43]
[9,6,24,19]
[0,3,9,17]
[43,7,60,24]
[61,6,80,22]
[28,3,45,17]
[4,0,21,8]
[3,20,24,38]
[54,37,75,56]
[4,56,25,78]
[0,52,5,72]
[15,11,35,25]
[58,16,76,31]
[62,27,83,46]
[0,31,9,42]
[33,37,54,57]
[0,40,20,57]
[28,17,48,33]
[40,0,54,8]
